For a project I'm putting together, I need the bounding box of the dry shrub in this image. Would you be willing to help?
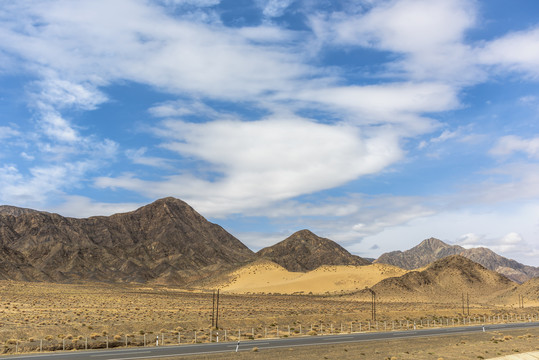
[307,330,317,336]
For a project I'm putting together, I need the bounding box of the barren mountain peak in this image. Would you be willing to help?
[0,198,254,284]
[257,229,370,272]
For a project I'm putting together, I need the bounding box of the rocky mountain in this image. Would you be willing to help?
[0,197,255,284]
[374,237,464,270]
[460,247,539,284]
[257,229,370,272]
[0,245,51,282]
[375,238,539,283]
[368,255,514,303]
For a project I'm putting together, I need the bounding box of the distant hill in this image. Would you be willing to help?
[375,238,538,283]
[368,255,514,303]
[374,237,464,269]
[0,197,255,284]
[459,247,539,284]
[257,229,371,272]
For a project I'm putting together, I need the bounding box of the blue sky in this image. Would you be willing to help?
[1,0,539,265]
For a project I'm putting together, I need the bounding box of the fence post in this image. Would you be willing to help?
[86,337,88,350]
[264,327,267,338]
[178,332,181,344]
[194,331,197,343]
[63,338,65,351]
[125,335,128,347]
[106,336,109,349]
[144,334,146,347]
[40,339,43,352]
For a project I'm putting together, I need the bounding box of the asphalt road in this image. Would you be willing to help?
[3,321,538,360]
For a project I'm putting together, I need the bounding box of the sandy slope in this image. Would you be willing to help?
[215,259,408,295]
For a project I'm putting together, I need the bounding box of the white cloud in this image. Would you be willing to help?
[294,82,459,130]
[478,27,539,78]
[33,78,108,111]
[148,99,234,120]
[156,0,220,7]
[0,163,85,206]
[0,0,310,100]
[490,135,539,159]
[0,126,20,140]
[309,0,481,84]
[51,195,143,218]
[39,111,80,143]
[257,0,295,18]
[97,117,403,215]
[126,148,172,168]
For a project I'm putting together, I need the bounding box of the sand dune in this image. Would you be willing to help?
[214,259,408,295]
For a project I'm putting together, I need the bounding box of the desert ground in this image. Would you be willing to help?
[0,276,537,356]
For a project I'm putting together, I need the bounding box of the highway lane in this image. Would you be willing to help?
[3,321,538,360]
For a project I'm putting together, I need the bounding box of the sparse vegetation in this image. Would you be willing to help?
[0,280,537,357]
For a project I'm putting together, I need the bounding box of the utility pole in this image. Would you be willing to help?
[215,289,220,329]
[211,290,216,328]
[367,288,376,322]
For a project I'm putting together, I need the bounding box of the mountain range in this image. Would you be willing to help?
[375,237,539,283]
[0,197,537,287]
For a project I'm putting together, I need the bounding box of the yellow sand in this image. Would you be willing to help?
[217,260,408,295]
